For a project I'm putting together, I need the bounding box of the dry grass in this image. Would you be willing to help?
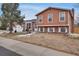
[0,33,79,55]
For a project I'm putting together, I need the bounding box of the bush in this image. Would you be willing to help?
[0,26,6,30]
[68,33,79,39]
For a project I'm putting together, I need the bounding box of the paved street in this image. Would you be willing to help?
[0,46,21,56]
[0,37,74,56]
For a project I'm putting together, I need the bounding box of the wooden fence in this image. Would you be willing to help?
[74,26,79,33]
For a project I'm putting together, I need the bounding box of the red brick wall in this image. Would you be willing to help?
[37,8,73,33]
[37,9,69,26]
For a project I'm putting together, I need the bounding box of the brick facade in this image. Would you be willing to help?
[36,7,74,33]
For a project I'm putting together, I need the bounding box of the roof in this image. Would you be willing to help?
[24,19,36,22]
[35,7,74,19]
[36,7,72,16]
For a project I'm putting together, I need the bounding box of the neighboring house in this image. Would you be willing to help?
[36,7,74,34]
[24,19,37,32]
[7,22,23,33]
[12,22,23,32]
[12,24,23,33]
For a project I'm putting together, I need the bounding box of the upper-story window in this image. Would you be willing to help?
[59,12,65,21]
[48,14,53,22]
[37,16,43,23]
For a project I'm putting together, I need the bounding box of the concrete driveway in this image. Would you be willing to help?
[0,46,21,56]
[0,37,74,56]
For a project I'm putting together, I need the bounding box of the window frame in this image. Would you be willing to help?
[37,16,43,23]
[59,12,65,22]
[38,27,43,32]
[47,27,55,32]
[38,27,41,32]
[58,27,67,33]
[48,14,53,22]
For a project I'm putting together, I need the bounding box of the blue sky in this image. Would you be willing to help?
[19,3,79,20]
[0,3,79,20]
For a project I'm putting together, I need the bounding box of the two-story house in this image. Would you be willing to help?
[36,7,74,33]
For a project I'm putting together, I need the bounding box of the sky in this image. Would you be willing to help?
[19,3,79,20]
[0,3,79,23]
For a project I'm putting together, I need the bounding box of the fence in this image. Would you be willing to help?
[74,26,79,33]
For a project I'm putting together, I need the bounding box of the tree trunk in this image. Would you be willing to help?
[9,21,13,33]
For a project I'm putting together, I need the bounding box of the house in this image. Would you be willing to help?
[24,19,37,32]
[36,7,74,34]
[12,24,23,33]
[6,22,23,33]
[12,22,23,32]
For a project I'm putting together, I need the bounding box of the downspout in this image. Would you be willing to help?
[72,8,74,33]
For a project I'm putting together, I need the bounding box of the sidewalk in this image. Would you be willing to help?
[0,30,9,34]
[0,37,74,56]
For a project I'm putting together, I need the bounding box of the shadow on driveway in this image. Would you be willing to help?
[0,46,21,56]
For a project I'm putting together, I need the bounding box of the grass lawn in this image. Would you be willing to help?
[0,32,79,55]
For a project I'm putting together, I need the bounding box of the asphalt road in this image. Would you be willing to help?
[0,46,21,56]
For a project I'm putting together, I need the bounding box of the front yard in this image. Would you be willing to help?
[0,32,79,55]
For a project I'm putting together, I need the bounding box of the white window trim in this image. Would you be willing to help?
[48,14,53,23]
[39,28,41,32]
[53,28,55,32]
[43,27,45,32]
[58,27,67,33]
[48,27,50,32]
[59,12,65,22]
[65,27,67,33]
[47,27,55,32]
[58,27,61,32]
[37,16,43,23]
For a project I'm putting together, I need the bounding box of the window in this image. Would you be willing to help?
[58,27,67,33]
[48,14,53,22]
[27,23,31,29]
[37,16,43,22]
[39,27,43,32]
[61,27,65,32]
[59,12,65,21]
[48,27,55,32]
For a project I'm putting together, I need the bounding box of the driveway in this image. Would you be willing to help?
[0,37,74,56]
[0,46,21,56]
